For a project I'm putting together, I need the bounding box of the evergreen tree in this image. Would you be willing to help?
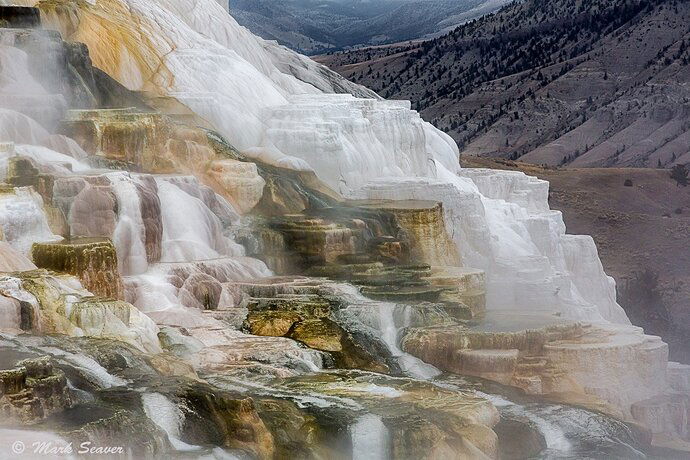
[670,164,689,187]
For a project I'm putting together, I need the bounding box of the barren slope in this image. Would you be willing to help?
[232,0,510,55]
[319,0,690,168]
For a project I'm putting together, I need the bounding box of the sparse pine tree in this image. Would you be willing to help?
[670,164,689,187]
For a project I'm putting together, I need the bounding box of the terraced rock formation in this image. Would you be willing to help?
[0,1,687,458]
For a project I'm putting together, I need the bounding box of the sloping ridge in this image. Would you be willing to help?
[319,0,690,168]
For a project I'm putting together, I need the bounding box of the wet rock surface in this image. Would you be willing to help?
[0,6,40,28]
[59,108,268,216]
[0,8,687,459]
[0,270,160,353]
[0,332,506,459]
[31,238,124,300]
[352,200,461,267]
[0,356,71,425]
[239,277,392,373]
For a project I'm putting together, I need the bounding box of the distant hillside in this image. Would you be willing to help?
[318,0,690,168]
[230,0,512,55]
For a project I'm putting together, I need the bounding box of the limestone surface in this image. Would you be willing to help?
[31,237,124,300]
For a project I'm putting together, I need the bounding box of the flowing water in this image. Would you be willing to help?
[142,393,202,452]
[350,414,391,460]
[0,12,674,457]
[464,385,649,459]
[509,404,647,459]
[376,302,441,380]
[333,288,651,459]
[109,173,149,276]
[331,285,441,380]
[156,178,239,262]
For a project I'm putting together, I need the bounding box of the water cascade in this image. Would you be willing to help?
[156,177,242,262]
[473,389,649,459]
[349,414,391,460]
[332,285,441,380]
[141,392,201,452]
[109,173,150,275]
[0,1,687,458]
[0,186,60,254]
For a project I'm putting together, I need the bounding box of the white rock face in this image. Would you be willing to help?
[356,166,628,324]
[34,0,629,325]
[2,0,681,433]
[0,187,61,255]
[0,273,162,353]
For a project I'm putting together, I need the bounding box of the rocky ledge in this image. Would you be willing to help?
[31,238,124,300]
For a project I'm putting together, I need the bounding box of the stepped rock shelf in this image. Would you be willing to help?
[0,1,688,458]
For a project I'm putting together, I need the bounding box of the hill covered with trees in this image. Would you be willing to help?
[319,0,690,168]
[230,0,511,54]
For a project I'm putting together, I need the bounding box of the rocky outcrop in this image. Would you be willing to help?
[235,219,293,274]
[426,267,485,318]
[249,200,485,318]
[494,419,546,460]
[177,383,275,458]
[0,6,40,28]
[402,317,584,392]
[0,356,72,425]
[240,277,391,373]
[0,270,160,353]
[401,311,690,440]
[207,159,265,214]
[0,331,504,460]
[31,238,124,300]
[275,371,501,459]
[355,200,461,267]
[60,110,185,171]
[59,109,267,215]
[271,216,358,267]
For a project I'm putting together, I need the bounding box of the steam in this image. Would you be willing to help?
[0,30,89,173]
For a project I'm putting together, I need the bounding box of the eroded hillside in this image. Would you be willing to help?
[232,0,511,54]
[319,0,690,168]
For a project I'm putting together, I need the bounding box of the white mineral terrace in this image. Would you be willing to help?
[17,0,627,325]
[0,0,688,450]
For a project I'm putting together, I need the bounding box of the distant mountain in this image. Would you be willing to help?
[230,0,512,55]
[318,0,690,168]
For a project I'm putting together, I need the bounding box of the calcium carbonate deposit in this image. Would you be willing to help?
[0,0,688,457]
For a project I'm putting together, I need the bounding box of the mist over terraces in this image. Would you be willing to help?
[1,0,690,457]
[319,0,690,168]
